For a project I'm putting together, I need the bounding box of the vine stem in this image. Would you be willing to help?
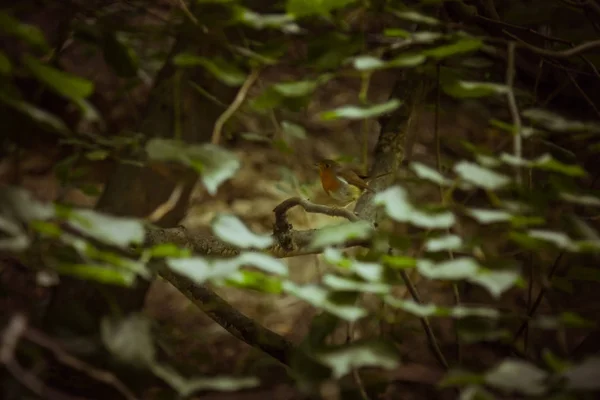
[506,41,523,185]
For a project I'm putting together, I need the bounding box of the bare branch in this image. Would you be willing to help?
[24,328,138,400]
[273,197,360,222]
[506,41,523,186]
[212,69,261,145]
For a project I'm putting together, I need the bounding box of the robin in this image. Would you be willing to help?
[315,159,374,204]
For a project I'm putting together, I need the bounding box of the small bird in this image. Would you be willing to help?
[315,159,374,204]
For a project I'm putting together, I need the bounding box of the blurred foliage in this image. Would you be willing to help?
[2,0,600,399]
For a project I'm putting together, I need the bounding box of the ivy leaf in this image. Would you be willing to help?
[212,214,273,249]
[101,314,155,367]
[68,209,144,248]
[173,54,246,86]
[315,340,399,379]
[562,357,600,390]
[423,37,483,59]
[283,281,367,322]
[310,221,374,249]
[23,55,94,100]
[386,297,499,319]
[454,161,511,190]
[320,99,401,120]
[273,80,318,97]
[281,120,306,139]
[374,186,456,229]
[286,0,358,18]
[322,274,390,294]
[527,229,577,251]
[466,208,512,224]
[533,154,586,177]
[425,234,462,252]
[410,162,453,186]
[146,139,240,195]
[484,359,548,396]
[387,53,427,68]
[0,216,29,251]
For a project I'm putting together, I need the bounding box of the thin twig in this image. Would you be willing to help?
[506,41,523,186]
[24,328,138,400]
[566,72,600,118]
[147,181,185,222]
[399,270,449,369]
[212,69,261,145]
[353,369,371,400]
[176,0,198,25]
[504,32,600,59]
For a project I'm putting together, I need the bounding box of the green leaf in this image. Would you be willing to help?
[423,37,483,59]
[409,162,453,186]
[286,0,358,18]
[0,11,48,49]
[381,254,417,270]
[315,340,399,379]
[67,209,144,248]
[235,7,300,33]
[273,80,318,97]
[0,93,70,135]
[56,263,135,286]
[374,186,456,229]
[102,32,138,77]
[101,314,155,367]
[146,139,240,195]
[0,50,11,75]
[310,221,374,249]
[391,10,439,25]
[387,53,427,67]
[533,154,586,177]
[281,120,306,139]
[522,108,600,133]
[417,258,519,298]
[23,55,94,100]
[425,234,462,252]
[322,274,390,294]
[527,229,577,251]
[386,297,499,319]
[0,215,30,251]
[283,281,367,321]
[484,359,548,396]
[443,80,508,99]
[226,270,283,293]
[320,99,401,120]
[457,386,495,400]
[173,54,246,86]
[147,243,191,258]
[324,248,385,281]
[465,208,512,224]
[453,161,511,190]
[562,357,600,390]
[352,55,386,71]
[212,214,273,249]
[560,192,600,207]
[150,364,259,396]
[0,186,56,222]
[167,252,287,284]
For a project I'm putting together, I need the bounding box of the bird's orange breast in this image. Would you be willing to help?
[319,169,341,194]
